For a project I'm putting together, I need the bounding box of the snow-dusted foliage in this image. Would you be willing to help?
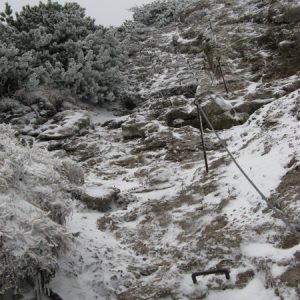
[0,1,127,104]
[131,0,179,27]
[131,0,199,27]
[0,124,81,294]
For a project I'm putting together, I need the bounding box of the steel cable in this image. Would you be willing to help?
[198,104,300,239]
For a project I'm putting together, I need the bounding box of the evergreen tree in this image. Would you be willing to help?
[0,1,127,104]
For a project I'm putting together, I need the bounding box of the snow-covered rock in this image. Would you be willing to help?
[38,110,90,140]
[80,185,120,212]
[2,0,300,299]
[121,115,148,139]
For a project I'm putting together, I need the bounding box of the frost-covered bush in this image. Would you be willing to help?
[131,0,198,27]
[0,124,83,294]
[0,43,38,96]
[0,1,127,104]
[131,0,178,27]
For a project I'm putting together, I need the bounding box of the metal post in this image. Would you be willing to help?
[194,100,209,173]
[217,57,229,94]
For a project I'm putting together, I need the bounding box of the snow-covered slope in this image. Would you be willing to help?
[49,83,300,299]
[1,0,300,299]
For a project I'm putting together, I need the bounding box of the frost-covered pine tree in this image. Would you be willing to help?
[0,1,127,104]
[130,0,200,28]
[131,0,178,27]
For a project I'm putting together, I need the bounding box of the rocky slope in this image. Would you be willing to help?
[1,0,300,299]
[48,84,300,300]
[48,1,300,298]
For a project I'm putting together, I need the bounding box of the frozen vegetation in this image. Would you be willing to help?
[0,124,84,297]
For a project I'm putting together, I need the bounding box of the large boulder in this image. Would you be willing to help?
[209,111,249,130]
[197,90,233,115]
[195,90,248,130]
[38,110,90,140]
[165,105,198,128]
[80,186,120,212]
[234,99,274,115]
[150,84,198,99]
[121,115,148,140]
[284,5,300,24]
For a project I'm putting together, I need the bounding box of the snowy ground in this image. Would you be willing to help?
[50,83,300,299]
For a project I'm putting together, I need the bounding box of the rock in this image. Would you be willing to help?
[150,84,198,99]
[208,111,249,130]
[284,5,300,24]
[166,105,198,128]
[121,115,148,140]
[113,155,144,168]
[197,90,232,116]
[39,126,75,140]
[81,186,120,212]
[140,265,158,276]
[234,99,274,115]
[170,95,189,107]
[278,40,296,52]
[147,167,170,186]
[195,90,249,129]
[117,285,171,300]
[280,265,300,287]
[116,192,138,210]
[236,270,255,287]
[183,284,207,300]
[38,110,90,140]
[102,119,126,129]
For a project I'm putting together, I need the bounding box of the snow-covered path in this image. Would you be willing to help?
[51,87,300,299]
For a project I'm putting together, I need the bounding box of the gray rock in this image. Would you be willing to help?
[234,99,274,115]
[166,106,197,128]
[194,90,247,130]
[38,126,75,140]
[209,112,249,130]
[150,84,198,99]
[38,110,90,140]
[122,116,148,140]
[196,91,232,116]
[116,192,138,210]
[284,5,300,24]
[81,186,120,212]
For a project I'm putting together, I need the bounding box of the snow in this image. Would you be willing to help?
[271,265,288,278]
[51,209,138,299]
[216,89,300,232]
[85,185,115,198]
[4,1,300,297]
[241,242,300,261]
[246,81,259,94]
[207,276,280,300]
[214,96,233,111]
[89,108,118,125]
